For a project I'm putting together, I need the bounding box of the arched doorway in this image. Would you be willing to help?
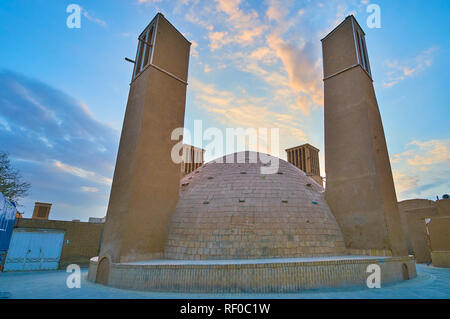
[402,263,409,280]
[96,257,110,285]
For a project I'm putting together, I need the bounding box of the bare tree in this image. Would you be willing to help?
[0,152,31,204]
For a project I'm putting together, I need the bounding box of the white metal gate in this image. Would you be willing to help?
[3,228,65,271]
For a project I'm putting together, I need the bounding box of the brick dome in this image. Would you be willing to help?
[165,151,346,260]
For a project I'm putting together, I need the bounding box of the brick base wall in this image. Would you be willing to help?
[431,251,450,268]
[88,256,416,293]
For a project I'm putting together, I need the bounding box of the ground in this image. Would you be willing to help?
[0,264,449,299]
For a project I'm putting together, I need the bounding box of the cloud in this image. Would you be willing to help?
[81,186,99,193]
[118,32,132,38]
[266,0,289,23]
[186,0,335,116]
[383,46,439,88]
[393,173,419,195]
[249,47,275,63]
[214,0,266,46]
[203,64,212,73]
[391,139,450,199]
[0,70,118,220]
[191,0,267,51]
[190,40,199,58]
[393,139,450,168]
[208,31,231,51]
[262,0,359,113]
[265,32,323,111]
[185,9,215,31]
[190,78,308,145]
[0,70,118,174]
[53,161,112,185]
[181,0,360,168]
[81,8,107,27]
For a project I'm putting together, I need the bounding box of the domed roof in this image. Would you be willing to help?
[165,151,346,260]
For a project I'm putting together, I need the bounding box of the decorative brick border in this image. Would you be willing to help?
[88,256,416,293]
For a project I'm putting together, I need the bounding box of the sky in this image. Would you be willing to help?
[0,0,449,221]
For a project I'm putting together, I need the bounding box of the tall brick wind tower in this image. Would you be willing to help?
[98,13,190,267]
[322,16,407,256]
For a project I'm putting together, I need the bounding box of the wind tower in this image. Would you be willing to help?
[322,16,407,256]
[97,13,191,281]
[285,144,323,186]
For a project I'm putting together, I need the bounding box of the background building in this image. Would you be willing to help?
[398,197,450,266]
[2,201,105,271]
[31,202,51,220]
[285,144,322,186]
[180,144,204,178]
[4,218,103,270]
[427,215,450,268]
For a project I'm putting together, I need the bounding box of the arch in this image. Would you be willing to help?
[402,263,409,280]
[96,256,111,285]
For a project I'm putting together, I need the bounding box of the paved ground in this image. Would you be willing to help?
[0,264,449,299]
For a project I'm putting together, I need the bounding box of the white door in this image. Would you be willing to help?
[3,229,65,271]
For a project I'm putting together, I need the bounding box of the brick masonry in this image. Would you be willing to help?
[431,251,450,268]
[165,152,347,260]
[88,256,416,293]
[88,153,418,291]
